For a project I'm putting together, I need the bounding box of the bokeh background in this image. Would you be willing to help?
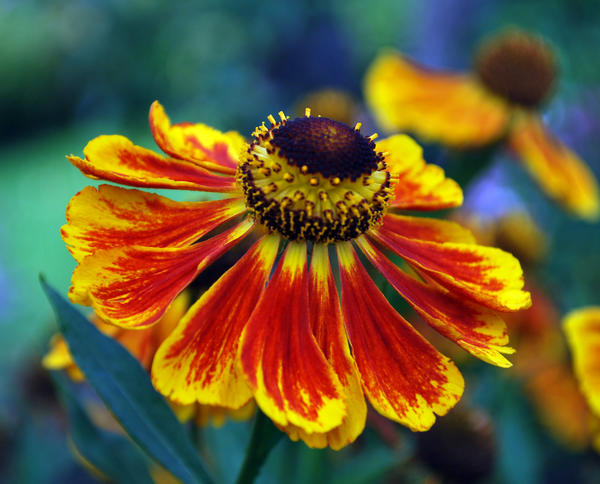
[1,0,599,482]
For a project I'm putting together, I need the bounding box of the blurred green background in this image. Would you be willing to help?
[1,0,599,482]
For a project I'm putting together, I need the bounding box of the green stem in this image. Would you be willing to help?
[235,410,283,484]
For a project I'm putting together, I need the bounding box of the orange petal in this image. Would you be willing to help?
[371,220,531,312]
[336,242,464,431]
[279,243,366,449]
[69,219,254,328]
[564,307,600,417]
[526,363,592,450]
[509,114,600,221]
[68,135,237,192]
[356,236,513,367]
[377,135,463,210]
[365,51,509,146]
[152,235,280,408]
[62,185,246,263]
[240,242,346,434]
[149,101,242,174]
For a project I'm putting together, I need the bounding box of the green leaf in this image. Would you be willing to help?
[41,276,215,484]
[52,373,154,484]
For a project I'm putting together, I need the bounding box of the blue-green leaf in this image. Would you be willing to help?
[41,276,215,484]
[52,373,154,484]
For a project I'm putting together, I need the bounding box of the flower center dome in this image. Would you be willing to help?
[237,111,391,243]
[475,30,556,108]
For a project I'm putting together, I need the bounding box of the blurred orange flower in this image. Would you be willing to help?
[365,29,599,220]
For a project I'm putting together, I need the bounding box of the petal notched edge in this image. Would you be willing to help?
[279,244,366,449]
[356,236,513,368]
[240,242,347,434]
[337,242,464,431]
[371,223,531,312]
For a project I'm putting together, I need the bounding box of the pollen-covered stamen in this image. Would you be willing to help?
[237,113,392,243]
[475,30,556,108]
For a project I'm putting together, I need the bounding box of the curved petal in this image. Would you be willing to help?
[149,101,242,174]
[240,242,346,434]
[336,242,464,431]
[377,135,463,210]
[365,51,509,146]
[279,243,366,449]
[356,236,513,367]
[371,221,531,312]
[152,235,280,408]
[564,307,600,417]
[509,113,600,221]
[62,184,246,262]
[69,219,254,329]
[67,135,237,192]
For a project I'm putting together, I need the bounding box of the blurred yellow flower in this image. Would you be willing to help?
[565,308,600,417]
[294,88,358,126]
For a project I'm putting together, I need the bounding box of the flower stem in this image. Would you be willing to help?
[235,410,283,484]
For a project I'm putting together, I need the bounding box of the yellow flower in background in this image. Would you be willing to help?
[62,101,530,449]
[365,29,600,221]
[565,308,600,419]
[293,88,358,126]
[43,292,254,427]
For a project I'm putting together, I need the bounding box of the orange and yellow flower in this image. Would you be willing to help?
[565,307,600,419]
[62,101,530,449]
[365,29,600,220]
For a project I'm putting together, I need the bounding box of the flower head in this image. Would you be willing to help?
[365,29,599,221]
[475,29,556,108]
[63,101,530,449]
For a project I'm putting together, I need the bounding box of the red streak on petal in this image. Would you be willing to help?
[80,220,253,329]
[62,185,245,261]
[357,237,508,355]
[241,242,343,427]
[337,243,462,428]
[163,236,278,390]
